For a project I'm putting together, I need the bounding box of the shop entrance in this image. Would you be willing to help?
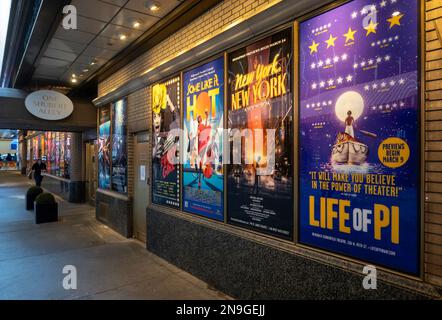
[133,132,149,243]
[85,141,97,205]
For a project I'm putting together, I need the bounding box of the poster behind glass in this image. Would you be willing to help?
[33,137,39,160]
[183,57,224,221]
[44,132,49,169]
[111,99,128,193]
[59,132,65,178]
[55,132,60,176]
[26,139,30,161]
[298,0,419,275]
[152,77,181,208]
[65,133,71,179]
[40,134,45,162]
[98,106,111,189]
[227,28,294,240]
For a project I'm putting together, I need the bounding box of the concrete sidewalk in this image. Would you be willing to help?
[0,171,230,300]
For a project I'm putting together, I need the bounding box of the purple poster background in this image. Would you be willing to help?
[299,0,420,274]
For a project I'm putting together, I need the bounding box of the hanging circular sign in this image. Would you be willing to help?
[25,90,74,121]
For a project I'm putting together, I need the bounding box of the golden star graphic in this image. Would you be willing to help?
[343,27,357,43]
[309,40,319,54]
[387,13,404,28]
[364,20,378,36]
[325,34,337,48]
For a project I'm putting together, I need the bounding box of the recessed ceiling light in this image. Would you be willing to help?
[133,21,141,28]
[72,74,76,78]
[150,4,160,11]
[90,61,96,66]
[71,78,78,84]
[83,68,89,73]
[119,34,127,40]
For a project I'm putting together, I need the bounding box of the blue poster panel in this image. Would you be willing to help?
[98,106,111,190]
[299,0,420,274]
[111,98,128,193]
[152,77,181,208]
[183,57,224,220]
[227,28,294,240]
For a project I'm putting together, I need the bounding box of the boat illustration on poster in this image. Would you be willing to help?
[330,91,376,167]
[331,132,368,165]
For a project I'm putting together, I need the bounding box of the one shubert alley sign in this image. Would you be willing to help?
[25,90,74,121]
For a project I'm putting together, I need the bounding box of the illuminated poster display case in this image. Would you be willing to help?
[151,76,181,209]
[98,106,111,189]
[29,131,72,179]
[97,99,128,194]
[140,0,422,280]
[182,57,225,221]
[111,99,128,194]
[297,0,420,275]
[226,28,294,240]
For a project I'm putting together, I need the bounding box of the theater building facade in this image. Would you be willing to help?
[91,0,442,299]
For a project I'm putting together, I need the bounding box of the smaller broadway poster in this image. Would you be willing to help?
[227,28,294,240]
[299,0,419,274]
[183,57,224,221]
[55,132,60,175]
[98,106,111,190]
[152,77,181,208]
[59,132,65,178]
[111,99,128,193]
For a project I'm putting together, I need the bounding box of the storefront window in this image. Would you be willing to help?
[28,131,72,179]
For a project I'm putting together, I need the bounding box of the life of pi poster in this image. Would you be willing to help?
[299,0,420,275]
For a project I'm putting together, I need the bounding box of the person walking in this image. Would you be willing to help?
[31,159,46,187]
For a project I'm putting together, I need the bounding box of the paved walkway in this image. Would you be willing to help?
[0,171,229,300]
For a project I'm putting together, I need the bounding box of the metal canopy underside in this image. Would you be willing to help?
[0,88,96,131]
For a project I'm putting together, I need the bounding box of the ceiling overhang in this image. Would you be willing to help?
[6,0,223,98]
[14,0,70,88]
[93,0,335,107]
[0,88,96,131]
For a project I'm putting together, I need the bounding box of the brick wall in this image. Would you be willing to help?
[127,134,135,197]
[425,0,442,287]
[97,0,442,289]
[126,87,150,134]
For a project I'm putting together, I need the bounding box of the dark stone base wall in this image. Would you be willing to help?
[41,175,85,203]
[147,208,430,300]
[96,190,132,238]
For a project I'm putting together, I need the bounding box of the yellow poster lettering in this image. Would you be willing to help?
[339,200,351,234]
[374,204,390,241]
